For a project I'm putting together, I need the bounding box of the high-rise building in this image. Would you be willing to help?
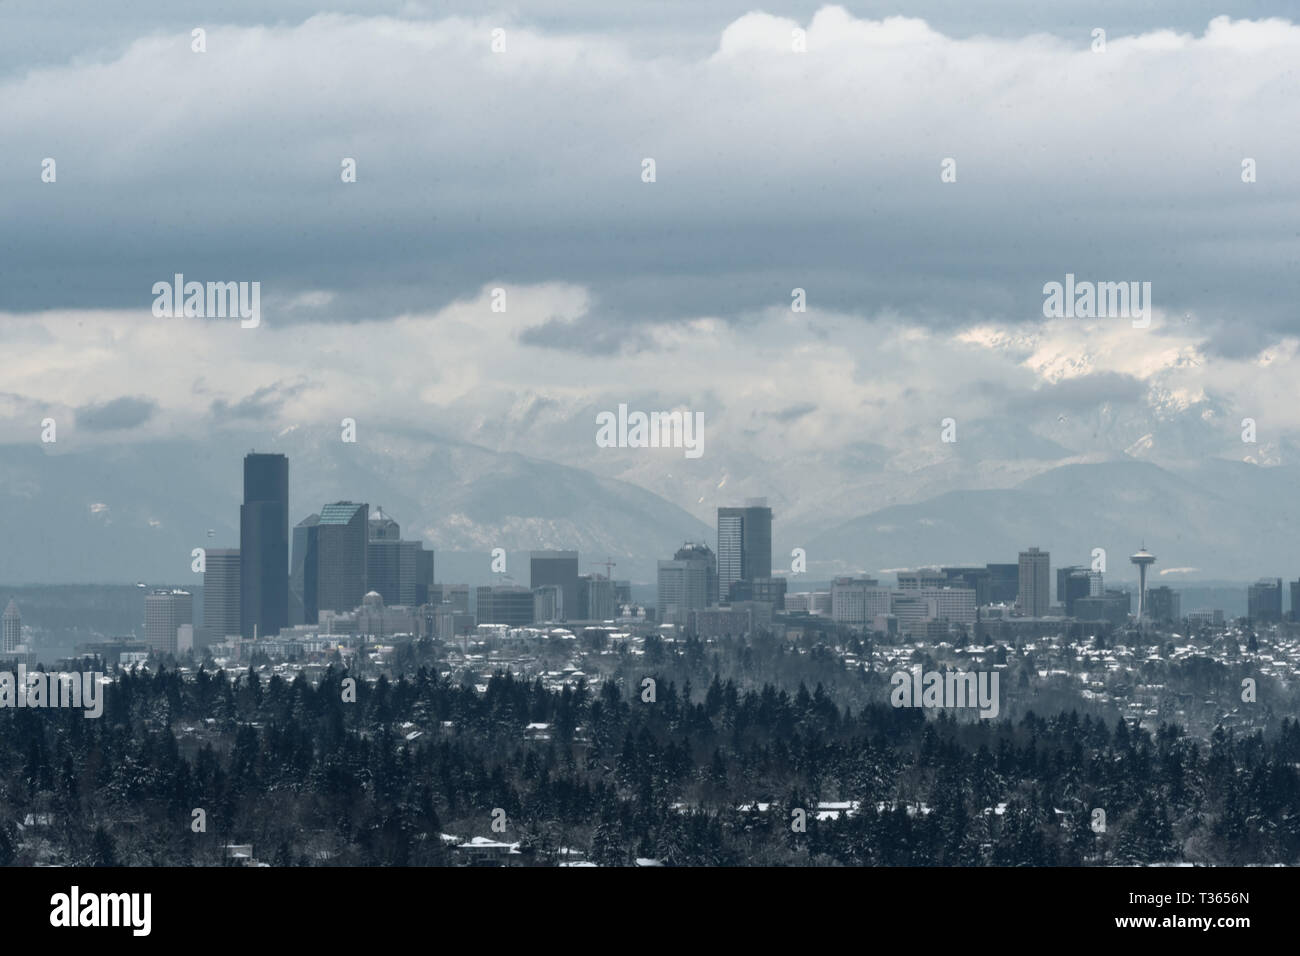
[476,585,534,626]
[366,508,430,607]
[1057,566,1093,617]
[315,502,369,616]
[577,574,616,620]
[986,564,1020,604]
[1291,580,1300,622]
[717,500,773,601]
[673,543,718,606]
[530,551,579,621]
[533,585,564,623]
[145,589,193,656]
[1248,578,1283,623]
[240,453,289,638]
[290,514,320,625]
[2,599,21,653]
[658,557,711,626]
[1018,548,1050,617]
[416,550,435,606]
[202,548,241,646]
[1145,586,1180,623]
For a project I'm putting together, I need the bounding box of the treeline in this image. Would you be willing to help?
[1,648,1298,865]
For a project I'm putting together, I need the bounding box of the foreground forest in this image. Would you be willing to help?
[2,635,1298,866]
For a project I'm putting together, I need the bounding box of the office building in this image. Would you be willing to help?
[530,551,579,622]
[289,514,319,625]
[313,502,369,616]
[1075,590,1131,626]
[831,577,891,625]
[476,585,535,627]
[942,567,992,606]
[717,500,773,601]
[1057,566,1093,617]
[986,564,1019,604]
[578,574,616,620]
[145,589,193,656]
[658,556,711,626]
[2,599,20,653]
[728,576,788,609]
[366,508,431,607]
[533,585,564,624]
[202,548,241,646]
[897,569,945,590]
[1248,578,1283,623]
[240,452,289,639]
[673,543,718,605]
[1018,548,1050,617]
[1145,586,1180,624]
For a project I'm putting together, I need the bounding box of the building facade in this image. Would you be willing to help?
[240,452,289,639]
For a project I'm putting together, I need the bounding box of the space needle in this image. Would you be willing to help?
[1130,545,1156,623]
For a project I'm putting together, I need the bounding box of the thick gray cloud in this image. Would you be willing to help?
[74,396,158,431]
[1,8,1297,358]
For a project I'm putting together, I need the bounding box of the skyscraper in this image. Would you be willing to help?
[145,589,193,656]
[476,585,534,626]
[717,499,773,602]
[657,556,710,626]
[315,502,369,615]
[202,548,241,646]
[1018,547,1050,617]
[530,551,579,621]
[1145,585,1180,623]
[366,508,430,607]
[986,564,1020,604]
[1057,566,1092,617]
[577,574,616,620]
[2,599,21,653]
[1248,578,1283,623]
[240,452,289,639]
[674,542,718,606]
[290,514,320,625]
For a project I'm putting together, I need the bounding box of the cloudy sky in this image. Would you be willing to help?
[2,2,1298,542]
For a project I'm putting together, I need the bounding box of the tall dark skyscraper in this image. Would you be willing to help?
[530,551,579,621]
[717,500,772,601]
[240,452,289,638]
[290,513,321,625]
